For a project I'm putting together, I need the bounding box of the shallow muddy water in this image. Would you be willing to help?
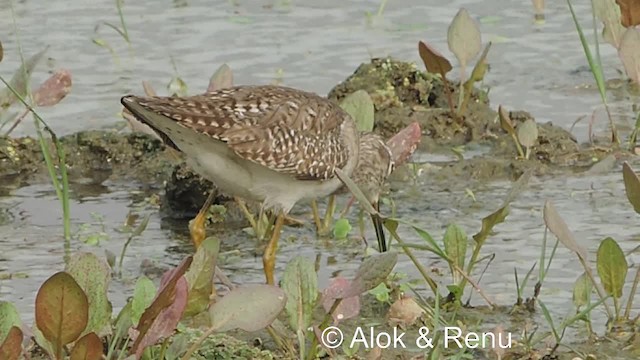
[1,0,639,352]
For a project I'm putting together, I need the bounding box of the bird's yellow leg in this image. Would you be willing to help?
[263,212,285,285]
[311,200,323,232]
[235,197,258,232]
[189,190,217,249]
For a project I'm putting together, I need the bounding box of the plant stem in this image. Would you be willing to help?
[624,264,640,318]
[385,225,438,293]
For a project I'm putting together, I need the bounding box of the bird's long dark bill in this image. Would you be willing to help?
[370,201,387,252]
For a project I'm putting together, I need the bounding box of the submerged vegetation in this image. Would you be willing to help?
[1,1,640,360]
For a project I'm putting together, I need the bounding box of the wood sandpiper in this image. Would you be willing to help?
[121,85,395,284]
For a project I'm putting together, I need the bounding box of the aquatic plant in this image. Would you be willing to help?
[1,5,73,262]
[417,8,492,119]
[92,0,131,65]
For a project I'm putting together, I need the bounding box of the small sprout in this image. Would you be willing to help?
[516,119,538,160]
[498,106,524,158]
[333,218,352,239]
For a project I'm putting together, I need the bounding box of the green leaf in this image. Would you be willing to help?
[0,302,22,345]
[622,162,640,214]
[443,224,468,283]
[282,257,318,332]
[333,218,352,239]
[209,285,286,332]
[572,272,592,308]
[167,76,188,97]
[596,237,628,298]
[339,90,375,132]
[184,237,220,317]
[368,283,391,303]
[65,253,112,337]
[473,206,509,246]
[131,276,156,326]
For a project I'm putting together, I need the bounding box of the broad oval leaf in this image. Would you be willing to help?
[321,277,360,323]
[340,90,375,132]
[35,272,89,353]
[622,162,640,214]
[282,256,318,331]
[418,41,452,75]
[618,27,640,84]
[596,237,628,298]
[443,224,467,283]
[184,237,220,317]
[209,284,286,332]
[386,121,422,166]
[0,326,22,360]
[387,296,425,328]
[131,276,156,326]
[339,252,398,298]
[32,69,72,107]
[616,0,640,27]
[447,8,482,76]
[66,252,112,337]
[543,201,588,261]
[208,64,233,92]
[69,332,103,360]
[516,119,538,148]
[572,272,592,308]
[0,302,22,345]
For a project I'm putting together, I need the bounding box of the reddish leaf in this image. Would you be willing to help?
[321,277,360,323]
[616,0,640,27]
[386,121,421,166]
[32,69,72,107]
[0,326,23,360]
[418,41,452,76]
[35,272,89,359]
[129,256,192,358]
[69,332,103,360]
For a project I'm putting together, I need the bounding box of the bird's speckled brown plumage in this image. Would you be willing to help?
[123,85,354,181]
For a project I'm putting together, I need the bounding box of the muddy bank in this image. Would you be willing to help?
[1,58,619,214]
